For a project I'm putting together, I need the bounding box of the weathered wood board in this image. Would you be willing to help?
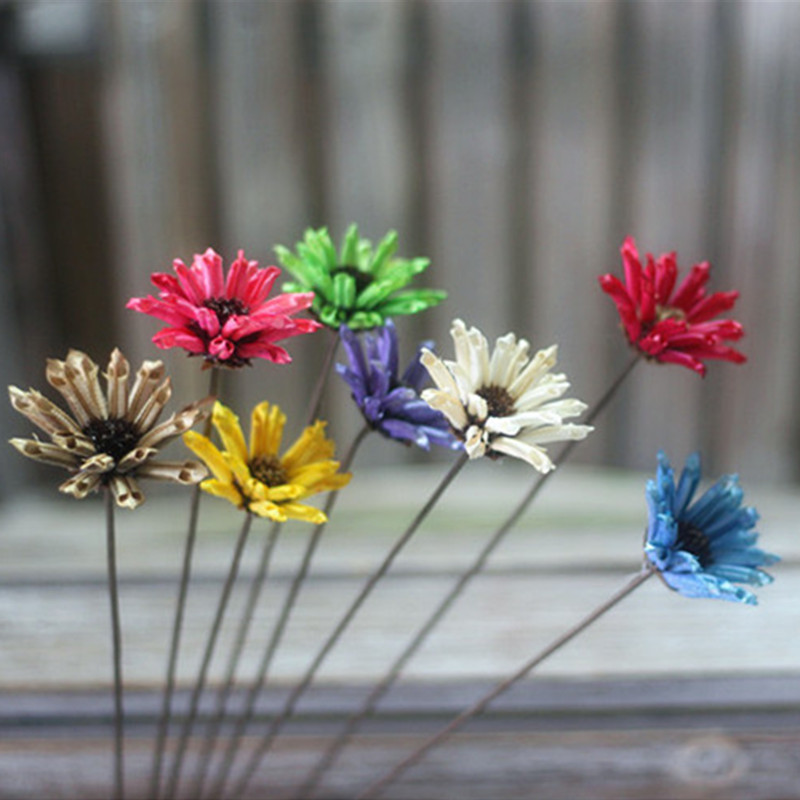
[0,465,797,798]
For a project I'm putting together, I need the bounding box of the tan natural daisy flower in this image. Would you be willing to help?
[421,319,593,473]
[9,348,210,508]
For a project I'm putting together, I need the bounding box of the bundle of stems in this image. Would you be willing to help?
[9,233,762,800]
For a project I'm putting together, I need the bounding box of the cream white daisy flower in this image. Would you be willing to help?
[420,319,593,472]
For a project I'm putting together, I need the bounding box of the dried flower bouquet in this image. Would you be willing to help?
[8,229,776,800]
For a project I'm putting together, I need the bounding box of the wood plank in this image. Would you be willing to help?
[3,464,796,577]
[613,1,717,471]
[715,2,800,482]
[208,1,309,255]
[315,0,421,449]
[0,35,39,498]
[1,677,799,799]
[101,0,216,405]
[524,0,619,465]
[5,675,800,728]
[0,467,794,689]
[319,1,412,246]
[208,0,322,423]
[425,1,514,345]
[0,566,795,689]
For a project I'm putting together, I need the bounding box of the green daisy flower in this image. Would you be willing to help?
[276,224,447,330]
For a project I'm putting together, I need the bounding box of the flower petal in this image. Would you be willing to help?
[644,452,777,604]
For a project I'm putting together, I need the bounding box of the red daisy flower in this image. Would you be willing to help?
[128,248,321,368]
[599,237,746,376]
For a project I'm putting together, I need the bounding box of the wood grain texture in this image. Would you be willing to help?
[317,0,417,443]
[0,679,799,799]
[714,1,800,482]
[100,0,217,413]
[0,464,797,797]
[426,1,514,341]
[525,0,618,466]
[0,466,795,688]
[4,0,800,481]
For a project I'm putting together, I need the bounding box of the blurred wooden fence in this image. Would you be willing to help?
[2,0,800,496]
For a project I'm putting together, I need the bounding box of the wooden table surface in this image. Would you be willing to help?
[1,462,798,798]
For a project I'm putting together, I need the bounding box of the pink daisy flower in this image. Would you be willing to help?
[128,248,321,368]
[599,237,746,376]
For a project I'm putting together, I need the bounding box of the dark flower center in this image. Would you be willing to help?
[203,296,250,326]
[83,417,140,463]
[655,304,687,323]
[250,454,288,487]
[477,384,515,417]
[334,265,373,297]
[635,305,687,348]
[676,521,713,567]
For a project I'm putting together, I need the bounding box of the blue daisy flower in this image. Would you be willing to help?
[336,321,461,451]
[645,451,779,605]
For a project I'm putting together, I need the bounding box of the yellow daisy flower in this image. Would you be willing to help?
[183,400,351,523]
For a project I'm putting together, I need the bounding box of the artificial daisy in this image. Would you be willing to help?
[645,451,778,604]
[9,349,209,508]
[420,319,593,472]
[599,236,746,376]
[276,224,447,330]
[183,401,351,523]
[127,248,321,367]
[337,321,460,451]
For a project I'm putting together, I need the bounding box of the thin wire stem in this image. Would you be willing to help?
[190,328,343,798]
[357,566,657,800]
[306,328,340,426]
[296,353,640,798]
[226,450,470,799]
[206,423,372,800]
[187,521,282,799]
[105,489,125,800]
[162,512,254,800]
[149,367,221,800]
[584,353,640,429]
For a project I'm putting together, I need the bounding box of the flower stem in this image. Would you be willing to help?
[586,352,640,427]
[149,366,221,800]
[206,422,372,800]
[295,353,641,798]
[357,566,656,800]
[162,512,253,800]
[105,488,124,800]
[187,520,282,800]
[306,328,340,426]
[227,450,470,800]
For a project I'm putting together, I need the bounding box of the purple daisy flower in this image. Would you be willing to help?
[337,321,461,451]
